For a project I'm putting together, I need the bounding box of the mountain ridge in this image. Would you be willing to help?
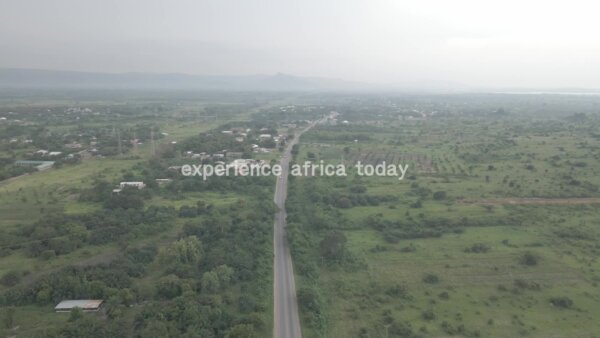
[0,68,370,91]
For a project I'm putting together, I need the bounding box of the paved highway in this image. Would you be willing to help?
[273,122,317,338]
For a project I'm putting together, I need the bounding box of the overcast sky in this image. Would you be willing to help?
[1,0,600,89]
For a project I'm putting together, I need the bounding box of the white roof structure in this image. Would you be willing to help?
[55,300,103,312]
[119,181,146,189]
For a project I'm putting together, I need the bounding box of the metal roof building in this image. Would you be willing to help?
[54,300,103,312]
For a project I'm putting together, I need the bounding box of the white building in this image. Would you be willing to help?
[119,181,146,189]
[55,300,103,312]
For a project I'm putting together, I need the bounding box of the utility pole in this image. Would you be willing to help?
[383,324,391,338]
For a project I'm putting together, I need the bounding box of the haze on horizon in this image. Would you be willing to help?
[1,0,600,90]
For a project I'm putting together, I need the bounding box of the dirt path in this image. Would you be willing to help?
[460,197,600,205]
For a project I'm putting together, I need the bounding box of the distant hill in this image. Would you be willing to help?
[0,68,370,91]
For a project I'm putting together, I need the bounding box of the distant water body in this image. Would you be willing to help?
[495,91,600,96]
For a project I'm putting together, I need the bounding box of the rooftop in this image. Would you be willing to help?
[55,299,103,312]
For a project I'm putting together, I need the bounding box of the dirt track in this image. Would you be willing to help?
[461,197,600,205]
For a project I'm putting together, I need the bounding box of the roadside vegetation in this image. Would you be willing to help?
[287,94,600,337]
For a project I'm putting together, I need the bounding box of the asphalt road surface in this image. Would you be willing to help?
[273,122,317,338]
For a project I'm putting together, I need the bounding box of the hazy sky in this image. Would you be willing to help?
[1,0,600,89]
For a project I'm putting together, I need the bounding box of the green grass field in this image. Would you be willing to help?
[291,116,600,338]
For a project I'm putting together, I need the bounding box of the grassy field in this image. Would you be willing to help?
[290,114,600,338]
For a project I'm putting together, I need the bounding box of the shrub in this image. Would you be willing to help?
[519,252,539,266]
[422,309,436,321]
[550,296,574,309]
[433,191,447,200]
[336,197,352,209]
[464,243,490,253]
[423,274,440,284]
[514,279,541,291]
[40,250,56,260]
[0,270,21,287]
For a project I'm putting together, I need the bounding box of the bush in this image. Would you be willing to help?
[550,296,574,309]
[422,309,436,321]
[433,191,447,200]
[297,287,321,313]
[156,274,182,299]
[514,279,541,291]
[386,284,410,299]
[0,270,21,287]
[422,273,440,284]
[336,197,352,209]
[520,252,539,266]
[40,250,57,260]
[464,243,490,253]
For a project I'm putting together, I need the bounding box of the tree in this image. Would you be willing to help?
[319,231,347,260]
[138,320,171,338]
[201,271,220,293]
[336,197,352,209]
[163,236,203,265]
[178,205,198,218]
[156,274,182,299]
[226,324,259,338]
[297,287,320,312]
[61,315,107,338]
[215,264,234,285]
[68,308,84,322]
[0,270,21,287]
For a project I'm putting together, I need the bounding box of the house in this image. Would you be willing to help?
[226,151,243,159]
[119,181,146,189]
[55,300,103,312]
[48,151,63,156]
[155,178,172,186]
[221,130,233,135]
[259,134,272,140]
[36,150,49,155]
